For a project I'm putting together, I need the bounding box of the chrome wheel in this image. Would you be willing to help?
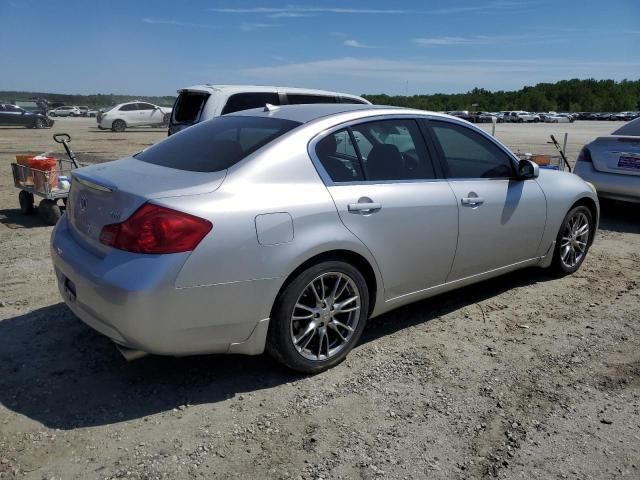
[560,212,590,268]
[290,272,361,361]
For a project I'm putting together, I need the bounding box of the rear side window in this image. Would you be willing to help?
[430,121,515,179]
[338,96,367,104]
[221,92,279,115]
[287,94,337,104]
[119,104,137,112]
[173,92,210,124]
[315,129,364,182]
[135,116,300,172]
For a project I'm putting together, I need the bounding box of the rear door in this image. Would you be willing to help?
[589,137,640,176]
[314,117,459,300]
[118,103,138,125]
[136,102,157,125]
[425,119,546,281]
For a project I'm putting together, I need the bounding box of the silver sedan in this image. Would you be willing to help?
[51,104,599,373]
[574,117,640,203]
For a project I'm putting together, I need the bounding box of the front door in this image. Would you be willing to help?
[314,118,459,300]
[426,119,547,281]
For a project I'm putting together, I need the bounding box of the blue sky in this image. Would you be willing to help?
[1,0,639,96]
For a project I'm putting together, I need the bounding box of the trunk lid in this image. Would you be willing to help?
[68,158,225,255]
[589,136,640,176]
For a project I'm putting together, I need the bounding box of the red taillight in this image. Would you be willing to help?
[576,147,592,163]
[99,203,212,254]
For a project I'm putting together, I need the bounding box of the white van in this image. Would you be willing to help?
[168,85,370,135]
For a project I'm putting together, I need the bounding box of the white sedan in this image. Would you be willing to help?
[97,102,172,132]
[544,114,574,123]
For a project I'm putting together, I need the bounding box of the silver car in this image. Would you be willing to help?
[51,104,599,373]
[574,117,640,203]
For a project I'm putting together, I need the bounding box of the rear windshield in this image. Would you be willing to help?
[173,92,210,124]
[135,116,301,172]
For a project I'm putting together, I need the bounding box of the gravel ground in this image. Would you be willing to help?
[0,118,639,480]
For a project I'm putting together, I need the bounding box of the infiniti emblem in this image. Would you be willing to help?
[79,196,88,211]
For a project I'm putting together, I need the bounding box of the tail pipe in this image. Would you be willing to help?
[116,344,148,361]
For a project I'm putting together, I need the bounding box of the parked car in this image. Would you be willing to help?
[86,108,99,118]
[506,111,540,123]
[575,117,640,203]
[544,114,574,123]
[97,101,172,132]
[0,103,53,128]
[168,85,369,135]
[51,104,599,372]
[49,106,81,117]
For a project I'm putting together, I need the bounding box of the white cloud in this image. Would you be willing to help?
[142,18,215,29]
[414,34,558,47]
[266,12,315,18]
[344,39,376,49]
[242,57,640,94]
[240,23,280,31]
[414,36,484,46]
[209,7,414,14]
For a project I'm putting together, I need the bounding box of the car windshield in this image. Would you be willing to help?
[135,115,301,172]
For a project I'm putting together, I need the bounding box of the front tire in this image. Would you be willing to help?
[551,205,594,275]
[267,260,370,373]
[34,118,46,129]
[111,119,126,132]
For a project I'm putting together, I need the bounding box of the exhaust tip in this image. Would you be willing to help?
[116,344,148,361]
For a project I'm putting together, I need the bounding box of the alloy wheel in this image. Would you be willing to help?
[560,212,590,268]
[290,272,361,361]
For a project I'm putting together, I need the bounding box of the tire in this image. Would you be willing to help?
[111,119,126,132]
[534,118,540,123]
[49,112,56,117]
[19,190,35,215]
[34,118,46,129]
[551,205,594,275]
[267,260,370,374]
[38,199,61,225]
[162,113,170,126]
[518,118,524,123]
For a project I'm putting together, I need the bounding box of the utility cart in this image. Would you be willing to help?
[11,133,79,225]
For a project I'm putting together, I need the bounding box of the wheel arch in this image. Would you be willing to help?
[570,196,599,245]
[270,249,379,320]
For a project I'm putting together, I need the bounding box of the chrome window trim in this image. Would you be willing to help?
[307,113,520,186]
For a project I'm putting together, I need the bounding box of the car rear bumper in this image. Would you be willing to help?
[575,162,640,203]
[51,215,274,356]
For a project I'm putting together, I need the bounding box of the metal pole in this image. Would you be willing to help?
[563,132,568,159]
[491,117,496,137]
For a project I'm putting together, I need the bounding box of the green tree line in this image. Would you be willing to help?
[363,79,640,112]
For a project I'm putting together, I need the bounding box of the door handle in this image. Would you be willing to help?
[461,197,484,207]
[348,202,382,214]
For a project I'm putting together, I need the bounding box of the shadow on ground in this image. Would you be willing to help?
[0,267,551,430]
[598,199,639,234]
[0,208,51,229]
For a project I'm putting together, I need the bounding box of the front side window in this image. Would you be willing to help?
[221,92,279,115]
[137,103,155,110]
[135,116,300,172]
[429,121,515,179]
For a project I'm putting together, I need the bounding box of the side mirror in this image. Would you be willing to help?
[517,159,539,179]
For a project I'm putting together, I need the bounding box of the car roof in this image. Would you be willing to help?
[228,103,444,124]
[178,84,367,101]
[612,117,640,136]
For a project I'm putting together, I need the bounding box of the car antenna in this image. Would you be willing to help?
[264,103,279,112]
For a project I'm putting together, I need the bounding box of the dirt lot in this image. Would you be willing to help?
[0,118,638,480]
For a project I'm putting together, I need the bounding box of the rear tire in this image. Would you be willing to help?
[38,199,61,225]
[551,205,594,275]
[34,118,46,129]
[19,191,35,215]
[162,113,170,126]
[111,119,126,132]
[266,260,369,374]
